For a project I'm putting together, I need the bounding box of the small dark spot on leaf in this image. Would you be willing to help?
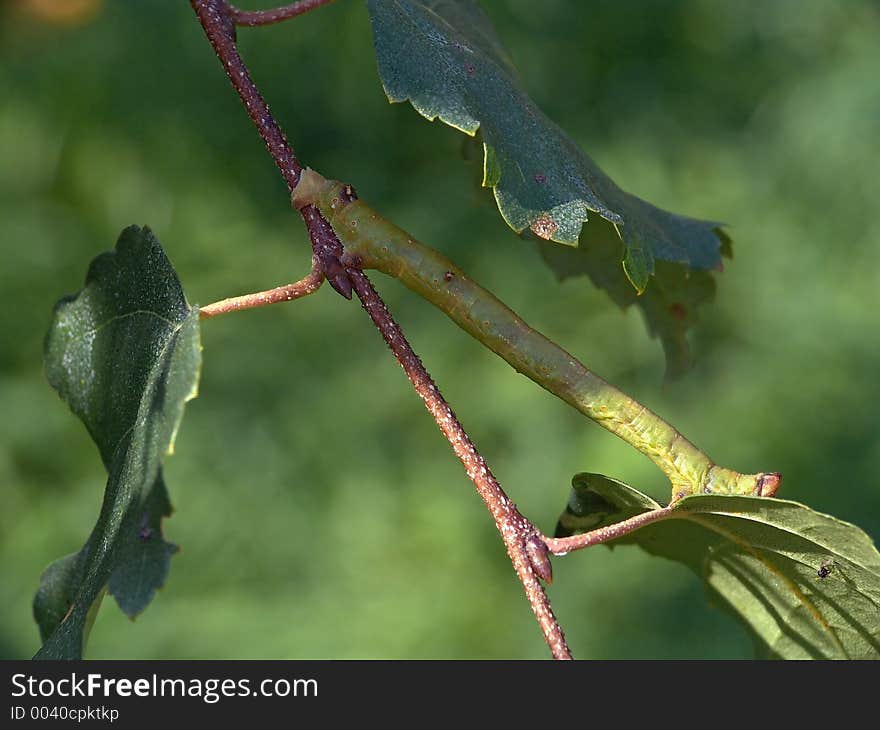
[669,303,687,320]
[443,271,455,282]
[534,173,546,184]
[138,525,154,542]
[817,558,837,579]
[465,64,476,76]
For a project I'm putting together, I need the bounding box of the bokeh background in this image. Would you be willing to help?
[1,0,878,659]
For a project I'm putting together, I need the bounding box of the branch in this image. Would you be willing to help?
[191,0,572,658]
[229,1,336,27]
[199,257,324,318]
[348,268,570,659]
[545,506,675,555]
[190,0,353,298]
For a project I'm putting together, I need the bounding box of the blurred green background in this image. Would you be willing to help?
[2,0,878,659]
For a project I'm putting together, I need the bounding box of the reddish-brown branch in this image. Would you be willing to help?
[190,0,353,298]
[191,0,572,659]
[546,506,675,555]
[230,0,336,26]
[347,268,571,660]
[199,259,324,318]
[191,0,300,190]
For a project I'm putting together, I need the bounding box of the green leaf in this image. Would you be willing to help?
[539,231,719,379]
[35,225,200,659]
[365,0,727,289]
[33,553,86,643]
[555,473,661,537]
[622,241,653,296]
[556,474,880,659]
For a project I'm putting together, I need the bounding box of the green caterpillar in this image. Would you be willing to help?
[292,169,778,500]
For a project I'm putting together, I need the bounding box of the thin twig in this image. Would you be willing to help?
[347,268,571,660]
[190,0,353,298]
[191,0,300,189]
[230,0,336,26]
[191,0,573,659]
[545,506,675,555]
[199,259,324,318]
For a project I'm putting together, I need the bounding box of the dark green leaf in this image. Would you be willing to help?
[33,553,85,643]
[35,226,200,659]
[555,473,660,537]
[106,478,179,617]
[366,0,727,290]
[557,473,880,659]
[539,230,718,378]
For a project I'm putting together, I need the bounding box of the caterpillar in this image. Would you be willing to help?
[292,169,777,499]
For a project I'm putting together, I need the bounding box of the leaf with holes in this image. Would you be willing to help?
[35,226,200,659]
[556,473,880,659]
[366,0,728,292]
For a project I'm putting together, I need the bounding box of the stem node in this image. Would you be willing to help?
[525,535,554,584]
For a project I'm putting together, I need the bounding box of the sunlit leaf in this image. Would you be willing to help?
[366,0,727,292]
[557,473,880,659]
[35,226,200,659]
